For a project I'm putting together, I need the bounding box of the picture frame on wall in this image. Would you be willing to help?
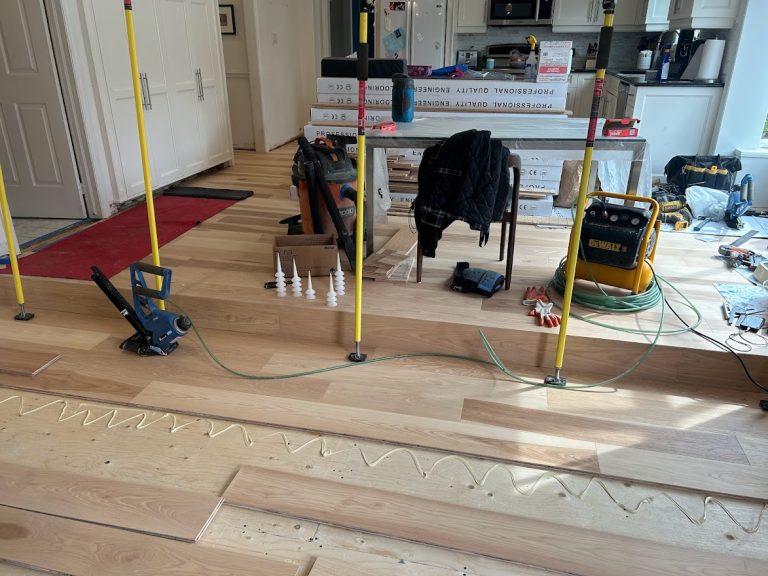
[219,4,236,35]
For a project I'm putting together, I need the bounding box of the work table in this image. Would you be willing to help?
[364,117,650,254]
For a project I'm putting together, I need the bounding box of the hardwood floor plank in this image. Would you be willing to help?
[0,506,299,576]
[0,346,61,376]
[308,556,556,576]
[597,444,768,501]
[224,466,764,576]
[462,399,749,463]
[133,381,601,472]
[0,461,222,541]
[0,320,109,351]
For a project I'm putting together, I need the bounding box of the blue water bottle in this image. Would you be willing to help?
[392,73,415,123]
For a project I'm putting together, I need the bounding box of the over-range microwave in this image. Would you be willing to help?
[488,0,554,26]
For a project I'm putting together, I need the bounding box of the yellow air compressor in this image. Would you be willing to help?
[574,192,661,294]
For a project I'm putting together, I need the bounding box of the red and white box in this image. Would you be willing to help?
[536,41,572,83]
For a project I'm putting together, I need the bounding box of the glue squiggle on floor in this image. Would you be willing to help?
[0,392,764,534]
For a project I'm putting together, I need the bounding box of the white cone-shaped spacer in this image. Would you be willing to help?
[275,253,285,279]
[305,271,316,300]
[327,273,337,307]
[291,258,302,296]
[334,252,346,296]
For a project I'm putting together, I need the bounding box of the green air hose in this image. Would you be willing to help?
[168,262,703,392]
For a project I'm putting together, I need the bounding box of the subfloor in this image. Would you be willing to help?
[0,147,767,575]
[11,217,88,248]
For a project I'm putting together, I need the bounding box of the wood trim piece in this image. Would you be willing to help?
[461,399,749,464]
[0,348,61,377]
[0,506,299,576]
[224,466,765,576]
[0,461,222,542]
[133,381,601,473]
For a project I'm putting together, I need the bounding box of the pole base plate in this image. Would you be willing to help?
[544,374,567,387]
[14,312,34,321]
[348,352,368,363]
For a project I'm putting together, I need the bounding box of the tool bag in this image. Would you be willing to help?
[291,137,357,237]
[664,154,742,192]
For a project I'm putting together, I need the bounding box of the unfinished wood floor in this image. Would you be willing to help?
[0,146,767,574]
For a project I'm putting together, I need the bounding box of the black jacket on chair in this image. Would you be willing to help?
[415,129,510,258]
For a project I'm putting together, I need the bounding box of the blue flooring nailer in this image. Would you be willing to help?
[91,262,190,356]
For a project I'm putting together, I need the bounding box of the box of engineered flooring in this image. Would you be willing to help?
[274,234,338,278]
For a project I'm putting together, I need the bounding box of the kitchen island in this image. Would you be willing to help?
[364,117,649,253]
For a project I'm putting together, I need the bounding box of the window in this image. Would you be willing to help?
[763,112,768,146]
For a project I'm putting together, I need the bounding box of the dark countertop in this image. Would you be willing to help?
[606,69,725,87]
[572,69,724,87]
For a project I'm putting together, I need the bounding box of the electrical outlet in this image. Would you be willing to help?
[272,33,278,45]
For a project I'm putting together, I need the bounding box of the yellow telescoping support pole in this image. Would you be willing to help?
[546,2,616,387]
[0,162,33,321]
[123,0,164,308]
[349,1,374,363]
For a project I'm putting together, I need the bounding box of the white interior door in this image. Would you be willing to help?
[0,0,85,218]
[188,0,228,165]
[158,0,204,173]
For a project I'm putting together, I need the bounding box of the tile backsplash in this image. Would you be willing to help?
[455,28,652,69]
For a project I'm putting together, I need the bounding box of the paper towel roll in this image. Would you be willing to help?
[695,39,725,82]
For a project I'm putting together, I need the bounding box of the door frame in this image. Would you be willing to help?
[44,0,114,218]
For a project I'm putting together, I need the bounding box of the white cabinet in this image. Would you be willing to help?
[600,74,620,118]
[81,0,231,204]
[637,0,671,30]
[628,85,723,177]
[553,0,602,31]
[555,0,671,32]
[668,0,741,29]
[456,0,487,33]
[567,73,595,118]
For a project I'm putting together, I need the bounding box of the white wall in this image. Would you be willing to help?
[219,0,256,149]
[710,0,768,154]
[246,0,317,151]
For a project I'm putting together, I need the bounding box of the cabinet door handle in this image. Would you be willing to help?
[139,73,146,109]
[587,0,593,22]
[197,68,205,101]
[144,74,153,110]
[594,0,601,22]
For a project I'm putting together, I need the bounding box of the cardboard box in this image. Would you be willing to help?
[536,41,572,83]
[517,195,554,217]
[274,234,338,278]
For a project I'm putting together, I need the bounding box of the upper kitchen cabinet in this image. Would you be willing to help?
[636,0,671,31]
[554,0,670,32]
[668,0,741,29]
[456,0,488,33]
[553,0,602,31]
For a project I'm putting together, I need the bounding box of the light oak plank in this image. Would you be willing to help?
[133,381,601,472]
[224,466,765,576]
[0,346,61,376]
[0,320,110,351]
[597,444,768,501]
[0,461,222,541]
[0,506,299,576]
[462,399,749,463]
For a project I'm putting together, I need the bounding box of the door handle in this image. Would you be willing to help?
[196,68,205,101]
[143,73,153,110]
[139,73,148,109]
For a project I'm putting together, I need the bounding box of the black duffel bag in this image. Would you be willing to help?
[664,154,742,192]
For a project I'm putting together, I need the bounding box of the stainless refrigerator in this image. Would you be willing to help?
[376,1,448,69]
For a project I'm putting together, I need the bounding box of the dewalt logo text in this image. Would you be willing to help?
[588,239,623,252]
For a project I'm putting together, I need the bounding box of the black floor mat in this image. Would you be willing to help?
[164,187,254,201]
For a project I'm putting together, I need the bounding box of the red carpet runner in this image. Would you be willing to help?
[2,196,236,280]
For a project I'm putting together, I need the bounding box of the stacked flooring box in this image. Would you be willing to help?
[304,77,569,216]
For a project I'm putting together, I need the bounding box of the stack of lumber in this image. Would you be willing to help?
[362,227,417,281]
